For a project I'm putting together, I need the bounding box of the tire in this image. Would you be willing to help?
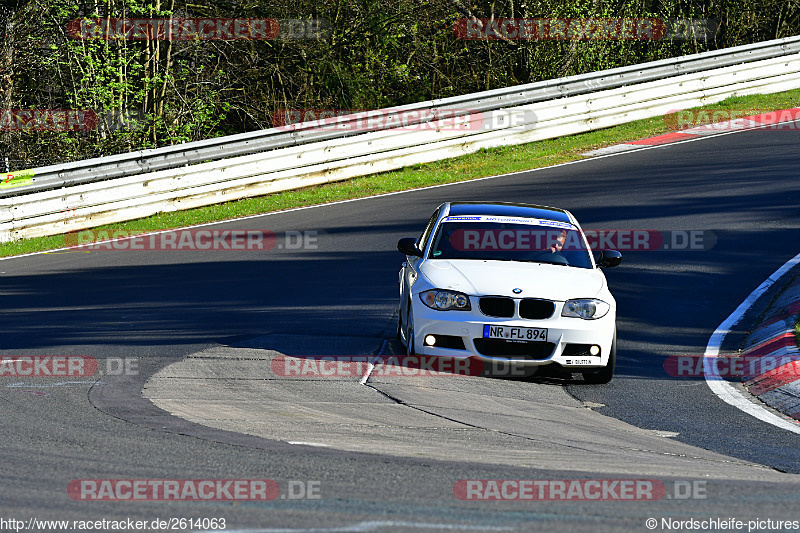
[396,307,403,340]
[581,329,616,384]
[405,304,416,356]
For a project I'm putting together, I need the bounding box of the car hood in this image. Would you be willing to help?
[419,259,606,301]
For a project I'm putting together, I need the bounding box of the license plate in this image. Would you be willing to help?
[483,325,548,342]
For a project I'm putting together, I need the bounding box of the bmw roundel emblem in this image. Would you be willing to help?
[512,288,522,294]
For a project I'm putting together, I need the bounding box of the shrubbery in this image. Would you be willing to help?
[0,0,797,169]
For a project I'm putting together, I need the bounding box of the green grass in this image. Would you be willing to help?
[2,88,799,257]
[795,317,800,349]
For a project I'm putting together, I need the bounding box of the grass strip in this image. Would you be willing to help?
[795,316,800,349]
[2,88,799,258]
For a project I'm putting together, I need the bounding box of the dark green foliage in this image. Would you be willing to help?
[0,0,798,169]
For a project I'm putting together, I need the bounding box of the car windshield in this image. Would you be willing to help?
[428,217,593,269]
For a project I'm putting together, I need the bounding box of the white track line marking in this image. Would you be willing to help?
[704,251,800,434]
[358,340,388,385]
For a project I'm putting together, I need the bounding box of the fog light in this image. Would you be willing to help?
[425,335,436,346]
[589,345,601,356]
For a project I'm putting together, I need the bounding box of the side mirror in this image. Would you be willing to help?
[597,250,622,268]
[397,238,423,257]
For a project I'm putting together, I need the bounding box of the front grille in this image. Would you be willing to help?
[519,299,555,319]
[479,297,514,318]
[562,344,600,358]
[473,339,555,360]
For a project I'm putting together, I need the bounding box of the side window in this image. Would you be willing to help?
[418,207,441,253]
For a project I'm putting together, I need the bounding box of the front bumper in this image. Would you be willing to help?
[411,297,615,368]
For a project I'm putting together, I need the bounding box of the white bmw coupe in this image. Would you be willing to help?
[397,202,621,384]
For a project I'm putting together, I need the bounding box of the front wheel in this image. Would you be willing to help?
[396,307,403,340]
[405,305,416,356]
[581,329,616,384]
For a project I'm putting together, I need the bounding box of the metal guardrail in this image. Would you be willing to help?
[1,36,799,242]
[3,34,800,198]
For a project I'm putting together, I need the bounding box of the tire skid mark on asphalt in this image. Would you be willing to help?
[360,341,762,464]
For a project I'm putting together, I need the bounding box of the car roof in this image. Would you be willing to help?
[447,202,573,223]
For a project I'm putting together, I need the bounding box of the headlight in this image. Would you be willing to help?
[561,299,610,320]
[420,289,471,311]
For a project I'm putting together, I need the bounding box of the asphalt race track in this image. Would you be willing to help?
[2,125,800,531]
